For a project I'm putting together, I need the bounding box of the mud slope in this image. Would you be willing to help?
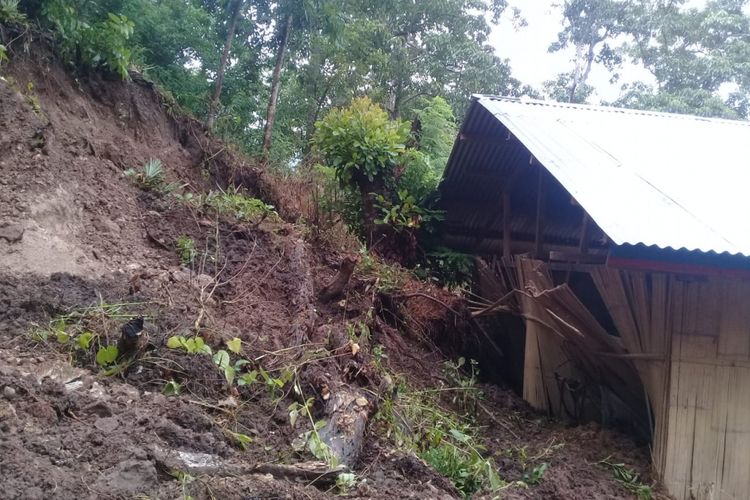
[0,41,664,500]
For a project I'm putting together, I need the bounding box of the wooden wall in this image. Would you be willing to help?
[593,269,750,499]
[662,276,750,500]
[518,260,750,500]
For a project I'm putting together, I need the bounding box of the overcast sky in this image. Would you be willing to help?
[487,1,655,102]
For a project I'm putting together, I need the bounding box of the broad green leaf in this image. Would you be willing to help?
[238,370,258,386]
[226,337,241,354]
[213,349,230,370]
[166,336,182,349]
[227,430,253,450]
[449,428,470,443]
[163,380,182,396]
[76,332,94,350]
[96,345,119,367]
[224,366,235,386]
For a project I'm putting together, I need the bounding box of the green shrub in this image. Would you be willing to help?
[417,247,475,289]
[124,158,165,190]
[310,163,364,235]
[0,0,26,24]
[313,96,410,189]
[313,97,447,248]
[41,0,134,79]
[375,189,444,232]
[205,187,278,225]
[375,374,505,497]
[175,235,197,265]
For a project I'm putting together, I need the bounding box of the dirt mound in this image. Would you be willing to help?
[0,37,664,500]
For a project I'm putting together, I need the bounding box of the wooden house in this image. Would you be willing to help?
[438,96,750,500]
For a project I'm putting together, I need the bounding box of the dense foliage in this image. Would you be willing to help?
[4,0,750,272]
[548,0,750,117]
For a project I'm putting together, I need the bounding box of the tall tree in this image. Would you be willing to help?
[262,8,293,157]
[547,0,638,102]
[207,0,244,129]
[621,0,750,117]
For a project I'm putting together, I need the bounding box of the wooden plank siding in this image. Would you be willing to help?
[516,259,750,499]
[663,276,750,499]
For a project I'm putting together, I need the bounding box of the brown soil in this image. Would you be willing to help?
[0,36,668,500]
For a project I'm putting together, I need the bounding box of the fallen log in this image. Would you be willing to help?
[317,386,370,467]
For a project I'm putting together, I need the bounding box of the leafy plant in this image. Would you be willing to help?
[175,235,197,265]
[374,189,444,231]
[212,349,250,386]
[418,247,475,289]
[521,462,549,486]
[421,435,505,497]
[336,472,358,493]
[226,337,242,354]
[163,379,182,396]
[443,357,483,414]
[372,344,388,370]
[0,0,26,24]
[356,246,410,293]
[205,187,278,225]
[76,331,94,350]
[95,344,119,367]
[29,300,143,372]
[258,366,293,400]
[313,97,412,244]
[226,429,253,450]
[314,96,409,189]
[289,393,339,468]
[168,469,194,500]
[124,158,166,190]
[167,335,212,355]
[42,1,134,79]
[598,457,653,500]
[374,372,505,497]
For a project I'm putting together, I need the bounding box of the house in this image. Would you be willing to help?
[438,95,750,500]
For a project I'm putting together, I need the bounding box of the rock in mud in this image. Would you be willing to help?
[94,416,119,433]
[94,459,158,496]
[92,216,121,234]
[0,223,24,243]
[3,386,16,399]
[0,400,18,425]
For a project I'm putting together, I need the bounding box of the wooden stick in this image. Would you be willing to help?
[534,168,545,259]
[503,192,511,259]
[579,212,590,255]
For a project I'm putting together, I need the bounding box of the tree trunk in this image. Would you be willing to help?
[359,178,386,247]
[318,386,369,466]
[262,12,293,158]
[318,256,358,303]
[303,79,332,149]
[206,0,243,130]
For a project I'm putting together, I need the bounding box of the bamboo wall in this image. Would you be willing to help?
[661,276,750,500]
[595,269,750,499]
[517,259,750,500]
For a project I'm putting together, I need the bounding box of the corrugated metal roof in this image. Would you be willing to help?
[466,96,750,256]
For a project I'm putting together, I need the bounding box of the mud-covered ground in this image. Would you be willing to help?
[0,37,666,499]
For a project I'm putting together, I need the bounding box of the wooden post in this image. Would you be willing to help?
[503,192,511,259]
[534,168,545,259]
[579,212,590,255]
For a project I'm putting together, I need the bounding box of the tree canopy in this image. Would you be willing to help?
[10,0,750,170]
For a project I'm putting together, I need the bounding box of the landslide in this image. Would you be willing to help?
[0,38,661,500]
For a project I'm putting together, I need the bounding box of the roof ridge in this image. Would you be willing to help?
[472,94,750,127]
